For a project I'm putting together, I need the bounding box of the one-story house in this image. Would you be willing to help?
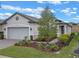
[0,12,72,40]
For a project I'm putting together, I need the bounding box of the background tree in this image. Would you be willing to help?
[38,7,57,41]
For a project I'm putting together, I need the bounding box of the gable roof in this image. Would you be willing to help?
[57,22,72,27]
[3,12,38,24]
[1,12,72,27]
[55,19,62,22]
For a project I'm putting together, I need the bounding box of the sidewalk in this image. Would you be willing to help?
[0,55,11,58]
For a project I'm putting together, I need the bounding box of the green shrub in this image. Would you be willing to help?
[49,44,59,51]
[15,43,20,46]
[15,40,31,46]
[36,37,48,42]
[25,40,32,46]
[58,34,69,43]
[71,32,76,36]
[77,32,79,35]
[75,35,79,41]
[37,43,47,49]
[36,36,57,42]
[66,33,76,46]
[15,40,26,46]
[37,32,57,42]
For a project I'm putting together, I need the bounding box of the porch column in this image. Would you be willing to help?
[57,25,60,37]
[5,27,8,39]
[28,26,30,40]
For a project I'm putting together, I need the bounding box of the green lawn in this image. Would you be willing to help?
[0,36,79,58]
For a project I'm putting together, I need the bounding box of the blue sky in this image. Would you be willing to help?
[0,1,79,23]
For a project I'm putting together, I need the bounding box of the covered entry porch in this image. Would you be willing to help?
[57,23,72,37]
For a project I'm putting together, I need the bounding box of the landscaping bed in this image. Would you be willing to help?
[34,37,57,42]
[14,33,75,53]
[0,37,79,58]
[15,40,61,52]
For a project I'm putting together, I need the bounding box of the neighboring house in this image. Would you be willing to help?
[0,12,72,40]
[71,24,79,32]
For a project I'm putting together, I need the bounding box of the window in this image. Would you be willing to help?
[16,16,19,20]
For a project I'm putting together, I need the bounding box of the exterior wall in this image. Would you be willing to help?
[64,25,71,34]
[30,23,39,40]
[6,14,30,26]
[66,25,72,34]
[3,14,30,39]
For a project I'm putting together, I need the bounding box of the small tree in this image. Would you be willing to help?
[38,7,57,41]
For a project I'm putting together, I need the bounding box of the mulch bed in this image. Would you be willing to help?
[15,41,63,53]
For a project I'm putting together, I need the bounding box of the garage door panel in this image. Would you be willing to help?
[7,27,29,40]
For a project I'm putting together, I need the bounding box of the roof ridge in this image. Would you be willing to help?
[2,12,38,24]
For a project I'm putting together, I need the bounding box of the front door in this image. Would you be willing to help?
[60,26,64,34]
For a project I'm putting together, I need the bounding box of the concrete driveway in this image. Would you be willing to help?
[0,39,20,49]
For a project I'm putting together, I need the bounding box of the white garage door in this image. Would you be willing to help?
[7,27,29,40]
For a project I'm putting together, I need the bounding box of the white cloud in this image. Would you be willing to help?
[70,12,76,14]
[0,13,12,19]
[36,1,70,5]
[36,1,62,5]
[22,8,33,12]
[2,5,34,12]
[1,4,56,19]
[0,13,12,17]
[26,7,44,18]
[2,5,22,12]
[61,8,77,16]
[27,9,55,18]
[0,5,44,19]
[51,9,55,13]
[27,14,41,18]
[1,5,44,14]
[72,16,79,20]
[36,1,44,3]
[48,1,62,5]
[32,7,44,14]
[71,16,79,23]
[73,7,77,11]
[63,1,69,4]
